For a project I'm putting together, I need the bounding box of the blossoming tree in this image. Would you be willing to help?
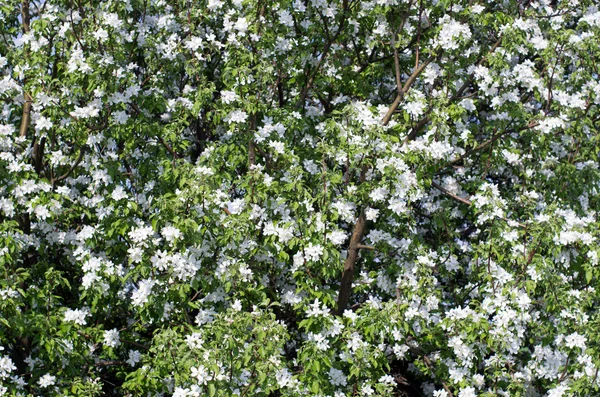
[1,0,600,396]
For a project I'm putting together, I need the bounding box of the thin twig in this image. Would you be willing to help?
[445,121,539,168]
[94,360,127,367]
[121,339,149,351]
[52,146,86,184]
[157,136,181,159]
[431,181,472,206]
[356,244,375,250]
[423,355,454,397]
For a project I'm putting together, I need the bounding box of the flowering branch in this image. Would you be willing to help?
[431,181,472,206]
[52,146,86,184]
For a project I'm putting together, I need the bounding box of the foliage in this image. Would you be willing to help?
[1,0,600,396]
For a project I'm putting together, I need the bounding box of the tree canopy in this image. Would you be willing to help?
[1,0,600,396]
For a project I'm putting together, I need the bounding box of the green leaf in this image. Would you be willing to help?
[311,380,320,393]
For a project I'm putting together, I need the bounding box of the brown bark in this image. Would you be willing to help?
[33,137,45,175]
[335,211,367,316]
[19,92,32,138]
[21,0,30,33]
[334,165,369,315]
[158,136,181,159]
[333,48,430,316]
[52,146,86,184]
[431,181,472,206]
[381,57,433,126]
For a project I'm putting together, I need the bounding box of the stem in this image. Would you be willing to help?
[52,146,86,184]
[381,57,433,126]
[431,181,472,206]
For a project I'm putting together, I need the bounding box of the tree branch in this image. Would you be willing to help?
[157,136,181,159]
[423,355,454,397]
[381,57,433,126]
[295,0,349,109]
[121,339,149,351]
[21,0,30,33]
[356,244,375,250]
[19,94,32,138]
[445,121,539,168]
[33,136,46,175]
[390,7,411,96]
[335,164,369,316]
[405,37,503,142]
[94,360,127,367]
[335,211,367,316]
[52,146,86,184]
[431,181,472,206]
